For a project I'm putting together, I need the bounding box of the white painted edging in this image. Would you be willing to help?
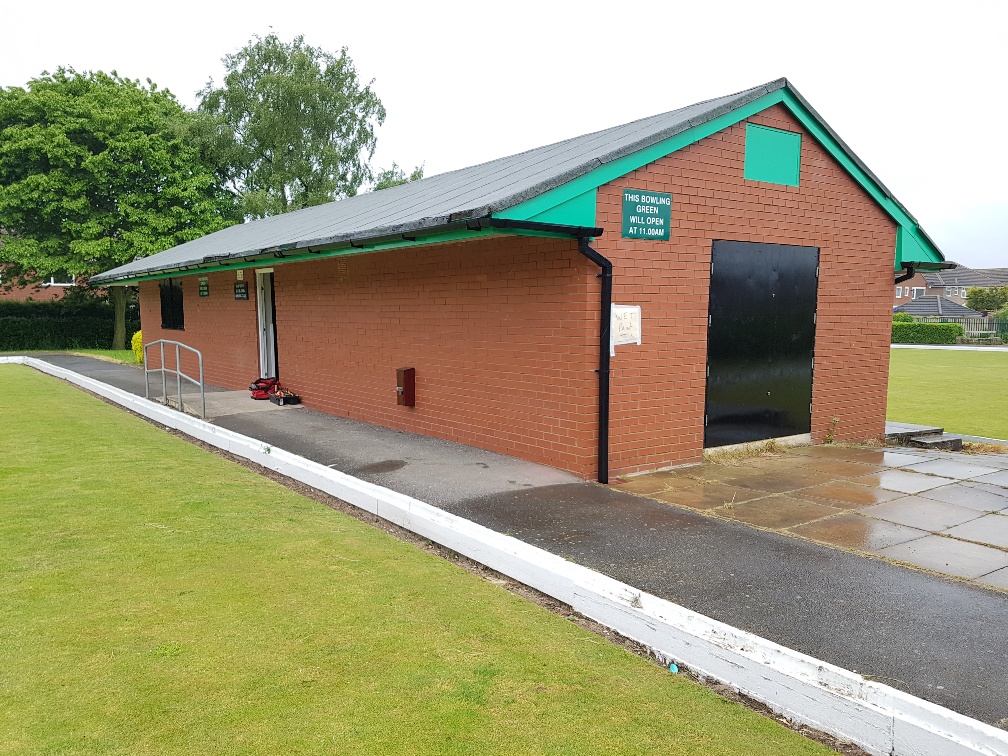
[8,355,1007,756]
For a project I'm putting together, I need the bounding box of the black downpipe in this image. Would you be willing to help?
[895,264,915,284]
[577,237,612,484]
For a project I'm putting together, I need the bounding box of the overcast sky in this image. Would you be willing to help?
[4,0,1006,268]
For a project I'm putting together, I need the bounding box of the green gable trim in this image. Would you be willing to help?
[103,226,580,285]
[523,188,597,227]
[776,91,942,271]
[497,89,785,226]
[498,87,943,272]
[743,123,801,186]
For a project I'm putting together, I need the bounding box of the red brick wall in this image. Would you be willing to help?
[138,271,260,388]
[595,104,896,474]
[136,103,897,479]
[273,237,600,476]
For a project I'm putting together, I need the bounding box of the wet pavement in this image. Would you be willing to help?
[618,444,1008,590]
[24,354,1008,726]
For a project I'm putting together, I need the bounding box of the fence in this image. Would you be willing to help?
[914,316,1008,338]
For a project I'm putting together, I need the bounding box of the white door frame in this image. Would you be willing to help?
[255,268,277,378]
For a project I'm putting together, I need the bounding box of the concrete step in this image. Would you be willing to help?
[909,433,964,451]
[885,421,944,445]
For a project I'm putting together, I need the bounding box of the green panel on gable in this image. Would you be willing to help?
[744,123,801,186]
[521,187,597,227]
[895,225,938,271]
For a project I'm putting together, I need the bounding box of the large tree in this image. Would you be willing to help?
[0,68,239,348]
[198,34,387,219]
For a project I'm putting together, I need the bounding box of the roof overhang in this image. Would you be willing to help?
[92,217,603,285]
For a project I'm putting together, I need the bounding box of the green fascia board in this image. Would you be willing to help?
[743,123,801,186]
[105,226,578,285]
[497,87,943,272]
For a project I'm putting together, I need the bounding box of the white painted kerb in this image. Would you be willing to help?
[5,355,1007,756]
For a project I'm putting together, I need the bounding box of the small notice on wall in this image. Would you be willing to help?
[611,304,642,356]
[621,189,671,240]
[234,282,248,300]
[198,276,209,297]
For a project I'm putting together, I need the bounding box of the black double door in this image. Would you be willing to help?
[704,240,819,448]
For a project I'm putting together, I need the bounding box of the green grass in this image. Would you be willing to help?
[888,347,1008,439]
[0,365,832,755]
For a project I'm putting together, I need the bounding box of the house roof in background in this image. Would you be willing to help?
[894,296,983,317]
[975,268,1008,284]
[921,264,1001,289]
[92,77,945,284]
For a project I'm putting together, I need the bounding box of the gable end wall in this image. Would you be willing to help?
[595,104,897,475]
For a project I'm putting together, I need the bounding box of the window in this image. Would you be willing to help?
[946,287,952,296]
[41,271,75,287]
[895,287,902,299]
[159,278,185,330]
[743,123,802,186]
[904,286,910,296]
[912,287,925,299]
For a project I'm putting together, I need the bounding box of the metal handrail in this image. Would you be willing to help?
[143,339,206,419]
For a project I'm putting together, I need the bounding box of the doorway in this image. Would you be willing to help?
[704,240,819,448]
[256,269,279,379]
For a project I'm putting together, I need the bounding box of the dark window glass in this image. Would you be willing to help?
[159,278,185,330]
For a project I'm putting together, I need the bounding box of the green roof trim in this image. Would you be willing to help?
[496,87,943,272]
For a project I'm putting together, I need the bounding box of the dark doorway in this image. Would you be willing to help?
[704,240,819,448]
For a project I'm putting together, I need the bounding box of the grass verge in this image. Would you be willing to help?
[69,348,139,364]
[0,364,836,755]
[888,347,1008,440]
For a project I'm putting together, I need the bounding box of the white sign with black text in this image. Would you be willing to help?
[610,304,642,356]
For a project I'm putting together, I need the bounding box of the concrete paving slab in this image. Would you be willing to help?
[864,497,984,532]
[919,483,1008,513]
[718,468,831,493]
[854,469,955,494]
[982,567,1008,589]
[944,515,1008,550]
[880,450,938,467]
[721,495,841,529]
[798,480,904,508]
[902,459,1000,480]
[618,471,703,496]
[644,481,772,510]
[799,458,883,478]
[878,535,1008,580]
[971,470,1008,488]
[790,514,929,552]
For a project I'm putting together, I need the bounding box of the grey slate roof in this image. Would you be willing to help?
[975,268,1008,284]
[894,296,982,317]
[91,77,930,284]
[921,264,1001,289]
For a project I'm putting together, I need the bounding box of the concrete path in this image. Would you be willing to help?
[34,354,1008,727]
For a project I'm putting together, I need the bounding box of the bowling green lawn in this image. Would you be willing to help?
[0,364,834,756]
[887,347,1008,441]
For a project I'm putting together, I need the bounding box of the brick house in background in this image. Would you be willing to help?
[0,268,75,301]
[92,79,947,482]
[892,263,1001,309]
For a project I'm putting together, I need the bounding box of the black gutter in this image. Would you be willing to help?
[895,264,916,285]
[576,237,612,485]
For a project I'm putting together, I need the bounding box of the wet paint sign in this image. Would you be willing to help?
[621,189,671,240]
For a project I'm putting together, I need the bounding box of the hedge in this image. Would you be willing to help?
[0,299,139,351]
[891,321,963,344]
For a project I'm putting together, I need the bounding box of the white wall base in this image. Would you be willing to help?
[5,355,1007,756]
